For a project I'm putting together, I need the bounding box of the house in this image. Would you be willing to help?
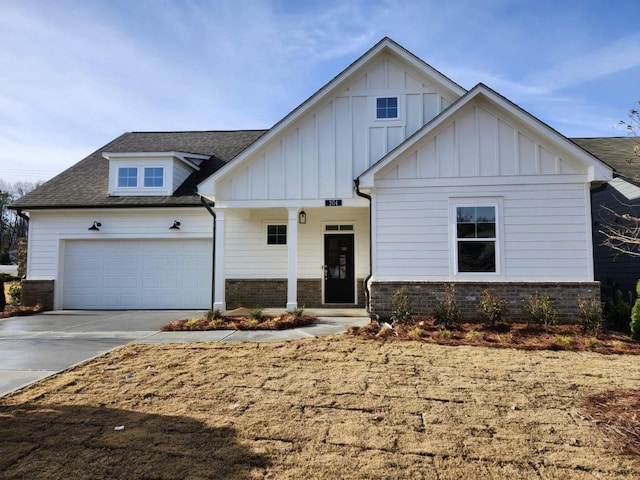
[573,136,640,299]
[13,38,613,320]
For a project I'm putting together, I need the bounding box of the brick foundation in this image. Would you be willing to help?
[21,279,54,311]
[225,278,366,309]
[370,281,601,323]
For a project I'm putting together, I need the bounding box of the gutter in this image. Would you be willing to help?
[200,197,216,310]
[353,179,372,313]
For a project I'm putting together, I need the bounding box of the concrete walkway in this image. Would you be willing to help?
[0,309,369,397]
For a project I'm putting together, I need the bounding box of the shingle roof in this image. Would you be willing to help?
[571,137,640,181]
[12,130,266,209]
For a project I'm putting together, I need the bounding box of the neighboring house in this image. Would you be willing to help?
[13,38,613,320]
[573,137,640,299]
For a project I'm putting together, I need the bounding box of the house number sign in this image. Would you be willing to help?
[325,199,342,206]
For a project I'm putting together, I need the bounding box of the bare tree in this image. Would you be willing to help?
[0,180,40,264]
[598,101,640,257]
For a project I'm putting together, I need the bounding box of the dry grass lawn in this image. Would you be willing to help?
[1,336,639,479]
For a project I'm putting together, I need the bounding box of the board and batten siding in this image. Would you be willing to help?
[224,208,369,280]
[374,183,592,281]
[215,55,458,203]
[26,209,213,280]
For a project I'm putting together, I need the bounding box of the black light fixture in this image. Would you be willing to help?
[298,210,307,224]
[170,220,181,230]
[88,221,101,231]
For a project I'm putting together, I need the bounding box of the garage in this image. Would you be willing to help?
[62,239,212,309]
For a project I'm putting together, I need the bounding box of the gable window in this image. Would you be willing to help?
[117,167,138,187]
[144,167,164,187]
[376,96,398,119]
[267,225,287,245]
[455,205,497,273]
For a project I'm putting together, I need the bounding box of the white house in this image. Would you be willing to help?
[13,38,613,320]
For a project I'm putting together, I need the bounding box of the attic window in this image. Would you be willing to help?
[144,167,164,187]
[376,97,398,119]
[117,167,138,187]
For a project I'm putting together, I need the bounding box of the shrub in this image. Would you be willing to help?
[522,292,557,326]
[410,327,425,338]
[585,337,600,349]
[206,309,222,321]
[555,335,573,345]
[390,288,412,325]
[465,330,483,342]
[249,309,264,321]
[184,318,200,330]
[441,330,452,339]
[478,289,508,325]
[603,290,633,333]
[631,281,640,341]
[287,307,304,318]
[433,284,460,329]
[577,293,603,334]
[8,283,21,305]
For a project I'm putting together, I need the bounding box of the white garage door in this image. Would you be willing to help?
[63,239,212,309]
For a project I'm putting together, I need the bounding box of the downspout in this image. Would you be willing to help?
[16,209,29,279]
[353,179,372,313]
[200,197,216,310]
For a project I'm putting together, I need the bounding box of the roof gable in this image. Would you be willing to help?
[198,37,466,199]
[358,84,613,187]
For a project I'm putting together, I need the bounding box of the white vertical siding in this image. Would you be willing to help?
[215,53,459,203]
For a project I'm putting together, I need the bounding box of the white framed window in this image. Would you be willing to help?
[266,224,287,245]
[143,167,164,187]
[117,167,138,187]
[376,96,399,119]
[450,198,502,275]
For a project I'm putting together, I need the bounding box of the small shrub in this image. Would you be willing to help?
[209,318,225,327]
[555,335,573,345]
[8,283,21,305]
[465,330,483,342]
[390,288,412,325]
[206,309,222,321]
[249,309,264,321]
[631,281,640,341]
[249,318,261,327]
[603,290,632,332]
[478,289,508,325]
[410,327,425,338]
[434,284,460,329]
[184,318,200,330]
[441,330,452,339]
[287,307,304,318]
[522,292,557,326]
[585,337,600,349]
[577,293,603,334]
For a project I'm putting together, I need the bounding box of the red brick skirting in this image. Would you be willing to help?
[21,280,54,311]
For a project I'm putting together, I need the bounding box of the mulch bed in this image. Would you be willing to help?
[162,313,316,331]
[0,305,44,319]
[348,318,640,355]
[582,389,640,457]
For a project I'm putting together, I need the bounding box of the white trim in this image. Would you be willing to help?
[103,151,209,170]
[213,209,226,311]
[286,208,299,310]
[584,183,595,281]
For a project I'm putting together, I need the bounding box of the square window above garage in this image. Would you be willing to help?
[376,96,399,119]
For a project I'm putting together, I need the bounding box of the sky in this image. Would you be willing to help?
[1,0,639,184]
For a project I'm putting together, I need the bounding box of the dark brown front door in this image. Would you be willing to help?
[324,234,355,304]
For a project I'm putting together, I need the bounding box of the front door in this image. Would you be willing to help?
[324,234,355,304]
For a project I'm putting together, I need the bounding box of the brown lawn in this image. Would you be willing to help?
[1,336,639,479]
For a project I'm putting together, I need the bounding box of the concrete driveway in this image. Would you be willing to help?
[0,309,369,397]
[0,310,204,397]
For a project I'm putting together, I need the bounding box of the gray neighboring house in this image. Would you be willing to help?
[574,136,640,299]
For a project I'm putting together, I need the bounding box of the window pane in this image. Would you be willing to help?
[267,225,287,245]
[476,222,495,238]
[117,167,137,187]
[144,167,164,187]
[456,223,476,238]
[476,206,495,222]
[458,241,495,272]
[456,207,475,223]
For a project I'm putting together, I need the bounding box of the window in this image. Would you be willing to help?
[267,225,287,245]
[144,167,164,187]
[456,206,496,273]
[117,167,138,187]
[376,97,398,119]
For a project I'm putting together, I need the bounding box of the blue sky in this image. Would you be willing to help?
[1,0,639,183]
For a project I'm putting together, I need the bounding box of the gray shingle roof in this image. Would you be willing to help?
[12,130,266,210]
[572,136,640,181]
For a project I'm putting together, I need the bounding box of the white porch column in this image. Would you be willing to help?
[213,209,226,311]
[286,208,299,310]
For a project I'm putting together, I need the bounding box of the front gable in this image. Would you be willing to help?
[359,85,613,188]
[198,38,466,206]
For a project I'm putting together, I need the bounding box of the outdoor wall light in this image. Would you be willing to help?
[88,221,101,231]
[298,210,307,224]
[169,220,181,230]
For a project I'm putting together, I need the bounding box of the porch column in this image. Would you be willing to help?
[286,208,298,310]
[213,209,226,311]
